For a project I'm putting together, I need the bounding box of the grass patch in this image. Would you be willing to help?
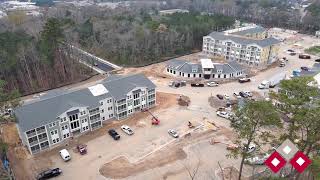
[305,46,320,55]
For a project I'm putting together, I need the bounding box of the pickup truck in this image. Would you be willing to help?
[238,77,251,83]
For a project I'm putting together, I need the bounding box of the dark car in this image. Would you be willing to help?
[216,94,224,100]
[239,91,248,98]
[289,52,296,56]
[299,54,311,59]
[315,59,320,62]
[108,129,120,140]
[301,66,309,71]
[37,168,62,180]
[191,83,204,87]
[238,78,251,83]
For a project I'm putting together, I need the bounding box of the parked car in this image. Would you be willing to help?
[301,66,309,71]
[168,129,179,138]
[224,94,230,100]
[216,111,230,119]
[245,153,269,165]
[245,143,256,153]
[59,149,71,161]
[121,125,134,135]
[216,107,226,112]
[76,144,87,155]
[315,59,320,62]
[233,92,242,99]
[37,168,62,180]
[239,91,248,98]
[299,54,311,59]
[279,61,285,67]
[207,81,219,87]
[108,129,120,140]
[216,94,224,100]
[244,91,252,97]
[191,83,204,87]
[238,77,251,83]
[289,52,296,56]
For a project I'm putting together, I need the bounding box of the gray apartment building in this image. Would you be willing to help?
[15,74,156,154]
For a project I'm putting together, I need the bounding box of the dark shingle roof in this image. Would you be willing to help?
[207,32,280,47]
[15,74,156,132]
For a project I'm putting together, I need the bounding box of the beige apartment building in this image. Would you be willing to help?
[203,25,280,68]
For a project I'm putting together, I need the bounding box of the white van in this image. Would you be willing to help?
[59,149,71,161]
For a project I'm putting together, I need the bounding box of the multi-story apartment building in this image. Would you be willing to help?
[203,25,280,68]
[15,74,156,154]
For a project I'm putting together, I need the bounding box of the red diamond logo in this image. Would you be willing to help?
[264,151,286,173]
[290,151,312,173]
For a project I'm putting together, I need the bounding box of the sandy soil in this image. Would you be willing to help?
[100,148,187,179]
[99,128,227,179]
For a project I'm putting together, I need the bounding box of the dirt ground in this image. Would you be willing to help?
[8,92,179,180]
[99,127,228,179]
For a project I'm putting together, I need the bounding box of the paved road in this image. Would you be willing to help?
[90,59,115,72]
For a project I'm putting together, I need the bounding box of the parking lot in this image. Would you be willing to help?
[8,32,320,180]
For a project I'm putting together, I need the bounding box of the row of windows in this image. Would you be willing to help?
[133,99,140,106]
[106,99,112,103]
[80,111,86,116]
[48,122,56,128]
[109,114,114,118]
[107,106,113,111]
[90,114,100,120]
[60,117,67,123]
[133,93,140,99]
[52,138,60,144]
[82,126,89,131]
[61,125,68,131]
[89,108,99,114]
[69,114,79,122]
[50,129,58,136]
[63,133,70,139]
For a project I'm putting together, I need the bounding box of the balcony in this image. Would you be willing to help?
[29,140,39,147]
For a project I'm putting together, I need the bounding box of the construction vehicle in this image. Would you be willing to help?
[188,121,195,128]
[144,109,160,125]
[76,144,87,155]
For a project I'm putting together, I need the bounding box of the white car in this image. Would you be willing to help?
[216,111,230,119]
[224,94,230,100]
[168,129,179,138]
[59,149,71,161]
[244,143,256,153]
[233,92,242,99]
[244,91,252,97]
[207,81,219,87]
[121,125,134,135]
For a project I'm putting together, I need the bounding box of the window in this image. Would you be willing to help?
[66,133,69,137]
[64,134,66,138]
[81,120,84,123]
[100,102,103,105]
[53,139,56,143]
[101,109,104,113]
[102,117,105,120]
[56,138,59,143]
[86,126,89,130]
[62,126,65,130]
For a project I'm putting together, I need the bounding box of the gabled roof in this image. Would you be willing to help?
[207,32,280,47]
[167,59,202,73]
[102,74,156,100]
[15,74,156,132]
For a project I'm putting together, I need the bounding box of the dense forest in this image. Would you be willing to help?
[73,12,234,65]
[1,0,320,95]
[0,18,94,95]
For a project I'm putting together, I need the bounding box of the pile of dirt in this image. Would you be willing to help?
[177,95,190,106]
[99,148,187,179]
